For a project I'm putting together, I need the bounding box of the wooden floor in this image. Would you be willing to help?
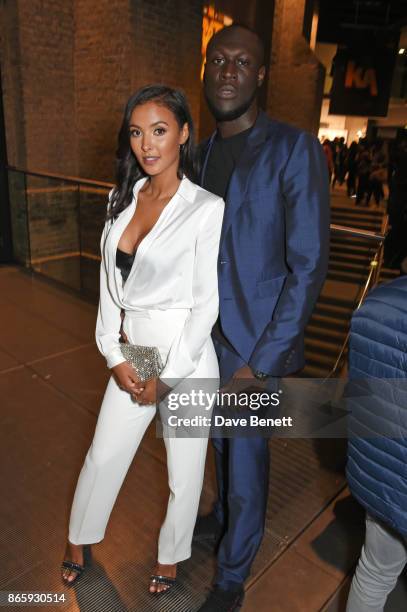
[0,263,405,612]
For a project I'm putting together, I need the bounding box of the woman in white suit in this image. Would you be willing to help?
[61,85,224,594]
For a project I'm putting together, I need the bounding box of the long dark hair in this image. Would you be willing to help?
[107,85,198,220]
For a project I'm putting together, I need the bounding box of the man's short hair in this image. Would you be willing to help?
[207,23,265,66]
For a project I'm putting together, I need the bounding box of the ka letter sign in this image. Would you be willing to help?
[344,61,378,97]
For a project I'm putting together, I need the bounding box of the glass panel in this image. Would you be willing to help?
[78,185,110,300]
[25,174,80,290]
[8,169,30,265]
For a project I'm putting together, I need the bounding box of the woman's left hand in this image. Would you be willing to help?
[137,377,158,405]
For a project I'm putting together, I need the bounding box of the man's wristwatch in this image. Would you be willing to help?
[252,370,270,381]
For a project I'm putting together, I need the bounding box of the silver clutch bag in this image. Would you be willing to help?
[120,343,164,381]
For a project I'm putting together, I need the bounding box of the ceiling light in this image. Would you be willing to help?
[399,48,405,54]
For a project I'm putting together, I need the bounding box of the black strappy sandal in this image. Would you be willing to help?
[149,573,176,595]
[61,561,85,587]
[61,545,91,587]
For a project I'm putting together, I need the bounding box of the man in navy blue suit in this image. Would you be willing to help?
[196,25,330,611]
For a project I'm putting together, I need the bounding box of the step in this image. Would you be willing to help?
[331,212,383,224]
[331,205,384,219]
[319,281,360,307]
[306,322,348,341]
[304,343,338,362]
[329,253,372,266]
[331,218,382,231]
[302,363,332,378]
[330,243,376,255]
[327,271,367,284]
[313,302,354,320]
[329,262,370,275]
[330,236,381,250]
[331,209,383,221]
[305,338,340,357]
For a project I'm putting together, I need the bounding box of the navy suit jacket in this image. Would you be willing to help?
[201,111,330,377]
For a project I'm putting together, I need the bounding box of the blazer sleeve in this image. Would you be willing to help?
[160,198,224,381]
[248,132,330,376]
[95,196,127,370]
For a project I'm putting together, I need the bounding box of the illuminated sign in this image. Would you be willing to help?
[344,61,378,97]
[330,44,398,117]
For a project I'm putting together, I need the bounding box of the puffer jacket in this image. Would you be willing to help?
[346,275,407,537]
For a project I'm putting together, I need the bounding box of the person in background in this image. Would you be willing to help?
[323,139,334,184]
[355,141,372,206]
[366,141,387,207]
[346,275,407,611]
[346,141,358,198]
[385,138,407,269]
[332,137,347,188]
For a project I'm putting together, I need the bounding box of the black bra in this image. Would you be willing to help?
[116,248,136,284]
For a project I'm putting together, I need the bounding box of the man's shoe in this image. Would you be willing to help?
[197,586,244,611]
[193,511,224,543]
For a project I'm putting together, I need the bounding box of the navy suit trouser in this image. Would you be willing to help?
[212,339,270,590]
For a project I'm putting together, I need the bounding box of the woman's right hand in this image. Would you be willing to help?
[112,361,144,398]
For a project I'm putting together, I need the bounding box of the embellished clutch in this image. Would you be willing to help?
[120,343,164,382]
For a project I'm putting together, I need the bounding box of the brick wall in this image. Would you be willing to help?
[0,0,77,174]
[0,0,26,167]
[266,0,325,134]
[75,0,203,181]
[131,0,203,130]
[0,0,203,182]
[74,0,133,181]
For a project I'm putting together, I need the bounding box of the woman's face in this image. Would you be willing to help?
[129,101,188,178]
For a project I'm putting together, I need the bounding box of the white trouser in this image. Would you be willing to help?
[68,309,219,564]
[346,514,407,612]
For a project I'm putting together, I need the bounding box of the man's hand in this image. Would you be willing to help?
[222,365,268,394]
[231,365,256,380]
[112,361,144,399]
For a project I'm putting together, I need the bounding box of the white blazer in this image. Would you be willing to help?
[95,176,225,380]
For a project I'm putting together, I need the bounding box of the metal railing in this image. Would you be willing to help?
[326,217,389,378]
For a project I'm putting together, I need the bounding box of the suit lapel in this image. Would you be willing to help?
[201,111,270,242]
[200,132,216,184]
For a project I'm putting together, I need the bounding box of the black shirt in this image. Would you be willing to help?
[202,127,252,199]
[202,126,252,351]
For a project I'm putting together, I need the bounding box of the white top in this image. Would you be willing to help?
[95,176,225,379]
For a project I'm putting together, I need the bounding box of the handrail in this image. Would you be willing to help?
[7,165,114,189]
[4,167,392,244]
[326,215,389,379]
[330,223,385,241]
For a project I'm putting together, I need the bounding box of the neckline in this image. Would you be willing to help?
[119,178,181,255]
[215,125,253,143]
[115,177,184,293]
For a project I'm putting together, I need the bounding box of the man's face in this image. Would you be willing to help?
[204,28,265,122]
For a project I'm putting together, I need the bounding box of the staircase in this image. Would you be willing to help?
[302,193,395,378]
